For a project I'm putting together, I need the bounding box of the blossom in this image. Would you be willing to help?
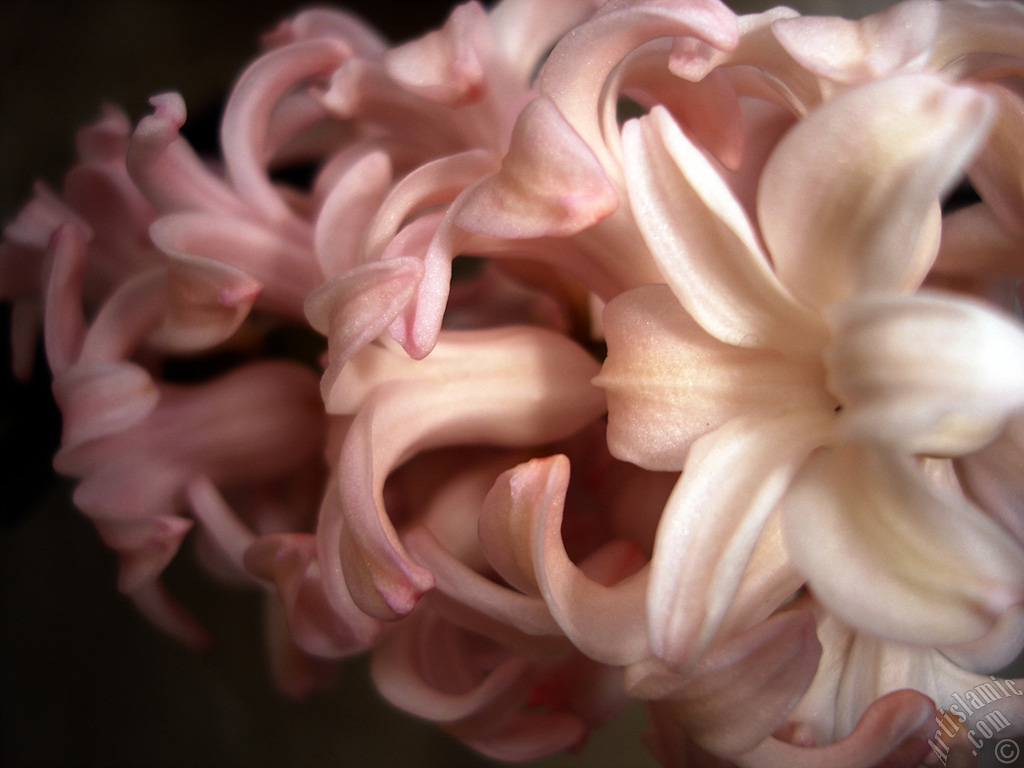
[4,0,1024,766]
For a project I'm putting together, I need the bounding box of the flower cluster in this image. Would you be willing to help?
[4,0,1024,765]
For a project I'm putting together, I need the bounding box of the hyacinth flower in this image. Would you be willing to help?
[4,1,1024,767]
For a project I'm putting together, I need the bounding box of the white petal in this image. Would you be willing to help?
[783,444,1024,646]
[596,284,831,471]
[760,74,994,310]
[826,291,1024,455]
[647,409,832,669]
[622,107,824,354]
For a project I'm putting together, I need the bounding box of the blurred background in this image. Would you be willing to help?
[0,1,895,767]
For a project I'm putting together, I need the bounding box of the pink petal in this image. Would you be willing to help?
[221,38,348,228]
[402,526,565,655]
[477,455,650,665]
[539,0,738,175]
[488,0,600,85]
[313,149,392,276]
[245,532,382,657]
[42,223,89,374]
[52,361,159,450]
[646,409,832,669]
[262,7,386,58]
[149,212,318,318]
[783,444,1024,646]
[383,2,491,106]
[146,251,262,353]
[321,327,605,620]
[126,93,251,217]
[968,85,1024,239]
[826,291,1024,455]
[364,149,499,262]
[130,580,212,651]
[759,74,994,310]
[958,412,1024,546]
[622,107,824,354]
[455,96,619,239]
[935,202,1024,279]
[596,284,832,471]
[660,610,821,757]
[307,258,424,406]
[743,690,937,768]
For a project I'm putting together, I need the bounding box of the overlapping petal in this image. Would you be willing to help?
[783,444,1024,645]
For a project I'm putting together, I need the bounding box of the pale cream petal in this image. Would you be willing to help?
[622,108,824,354]
[771,1,940,86]
[596,284,832,471]
[958,411,1024,546]
[760,74,994,310]
[783,444,1024,646]
[647,409,833,670]
[826,291,1024,455]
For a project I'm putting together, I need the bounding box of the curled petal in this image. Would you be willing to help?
[221,39,349,227]
[826,291,1024,455]
[770,1,940,86]
[783,444,1024,646]
[622,107,823,354]
[371,611,587,760]
[741,690,937,768]
[146,252,261,353]
[663,610,821,757]
[43,224,89,374]
[456,96,619,239]
[245,532,382,657]
[307,257,424,398]
[150,212,317,318]
[596,284,831,471]
[647,410,832,670]
[383,2,490,106]
[126,93,250,217]
[935,202,1024,279]
[760,74,995,310]
[313,149,392,275]
[969,85,1024,239]
[958,411,1024,545]
[53,361,159,451]
[478,455,650,665]
[321,327,606,620]
[365,149,500,262]
[97,515,194,594]
[263,8,386,58]
[403,526,565,657]
[131,580,212,651]
[488,0,601,85]
[539,0,738,174]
